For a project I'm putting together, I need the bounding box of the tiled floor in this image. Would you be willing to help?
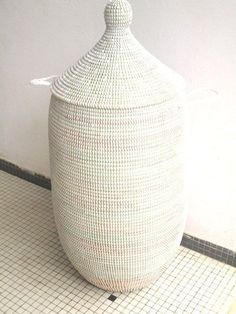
[0,170,235,314]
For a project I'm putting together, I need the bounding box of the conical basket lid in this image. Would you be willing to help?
[51,0,186,109]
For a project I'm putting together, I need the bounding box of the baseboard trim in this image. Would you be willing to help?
[0,158,235,267]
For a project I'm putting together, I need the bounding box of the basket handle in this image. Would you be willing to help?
[30,75,57,87]
[187,89,218,103]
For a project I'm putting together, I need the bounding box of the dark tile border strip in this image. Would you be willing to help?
[0,158,51,190]
[181,234,236,267]
[0,158,235,268]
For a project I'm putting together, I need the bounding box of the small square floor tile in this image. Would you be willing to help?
[108,295,117,302]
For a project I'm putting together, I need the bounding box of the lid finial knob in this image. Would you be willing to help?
[104,0,133,28]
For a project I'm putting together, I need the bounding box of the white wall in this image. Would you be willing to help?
[1,0,236,250]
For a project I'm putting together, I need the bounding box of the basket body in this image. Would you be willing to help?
[48,0,187,292]
[49,93,186,292]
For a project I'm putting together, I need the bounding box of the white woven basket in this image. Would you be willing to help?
[48,0,187,292]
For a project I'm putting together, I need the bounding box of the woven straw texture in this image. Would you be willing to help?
[49,0,186,292]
